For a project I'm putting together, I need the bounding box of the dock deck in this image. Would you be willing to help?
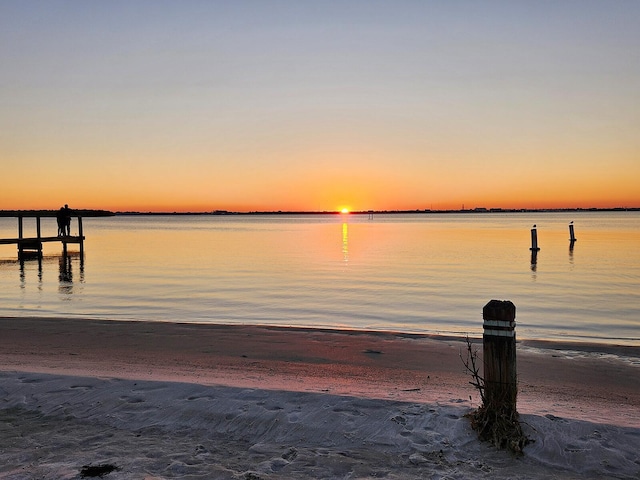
[0,236,84,246]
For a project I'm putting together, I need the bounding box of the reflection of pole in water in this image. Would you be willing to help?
[569,244,574,265]
[79,253,85,283]
[530,250,538,272]
[342,223,349,262]
[19,259,25,288]
[59,251,73,284]
[17,255,43,286]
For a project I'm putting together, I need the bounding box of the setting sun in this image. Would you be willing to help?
[340,208,350,214]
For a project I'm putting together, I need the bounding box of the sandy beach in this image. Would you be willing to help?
[1,317,639,479]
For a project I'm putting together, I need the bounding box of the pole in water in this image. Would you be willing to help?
[530,224,540,251]
[569,221,577,242]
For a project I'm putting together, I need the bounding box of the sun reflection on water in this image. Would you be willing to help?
[342,223,349,263]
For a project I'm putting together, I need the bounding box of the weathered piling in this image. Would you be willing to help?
[78,217,84,257]
[471,299,528,453]
[569,221,576,243]
[17,216,43,259]
[529,225,540,251]
[482,299,517,415]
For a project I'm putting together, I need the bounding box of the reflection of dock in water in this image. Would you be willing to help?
[0,250,85,291]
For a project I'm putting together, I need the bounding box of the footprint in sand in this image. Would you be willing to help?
[119,395,145,404]
[281,447,298,461]
[391,415,407,425]
[70,384,94,391]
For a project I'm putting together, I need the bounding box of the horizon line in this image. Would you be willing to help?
[2,206,640,218]
[113,206,640,216]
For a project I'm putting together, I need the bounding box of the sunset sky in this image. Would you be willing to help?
[1,1,639,212]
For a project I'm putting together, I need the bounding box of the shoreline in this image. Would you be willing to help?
[2,316,638,425]
[2,315,639,356]
[2,315,639,355]
[2,316,639,479]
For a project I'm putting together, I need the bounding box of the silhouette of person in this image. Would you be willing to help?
[62,204,72,236]
[56,207,66,237]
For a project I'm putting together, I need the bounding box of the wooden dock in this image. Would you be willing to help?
[0,213,85,260]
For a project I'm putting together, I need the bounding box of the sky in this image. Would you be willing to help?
[1,1,639,213]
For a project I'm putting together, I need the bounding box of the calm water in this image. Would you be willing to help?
[1,212,638,346]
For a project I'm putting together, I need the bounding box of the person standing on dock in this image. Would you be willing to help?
[63,204,72,236]
[56,207,66,237]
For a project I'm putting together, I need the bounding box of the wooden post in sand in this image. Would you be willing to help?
[482,300,517,415]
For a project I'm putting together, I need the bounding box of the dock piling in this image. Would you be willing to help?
[529,224,540,251]
[569,221,576,243]
[472,299,528,453]
[78,217,84,257]
[36,217,42,257]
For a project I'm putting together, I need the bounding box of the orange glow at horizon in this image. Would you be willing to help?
[2,179,640,213]
[2,131,639,213]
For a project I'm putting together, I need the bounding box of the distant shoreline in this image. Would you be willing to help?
[115,206,640,216]
[2,207,639,217]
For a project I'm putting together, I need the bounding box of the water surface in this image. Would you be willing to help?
[1,212,638,345]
